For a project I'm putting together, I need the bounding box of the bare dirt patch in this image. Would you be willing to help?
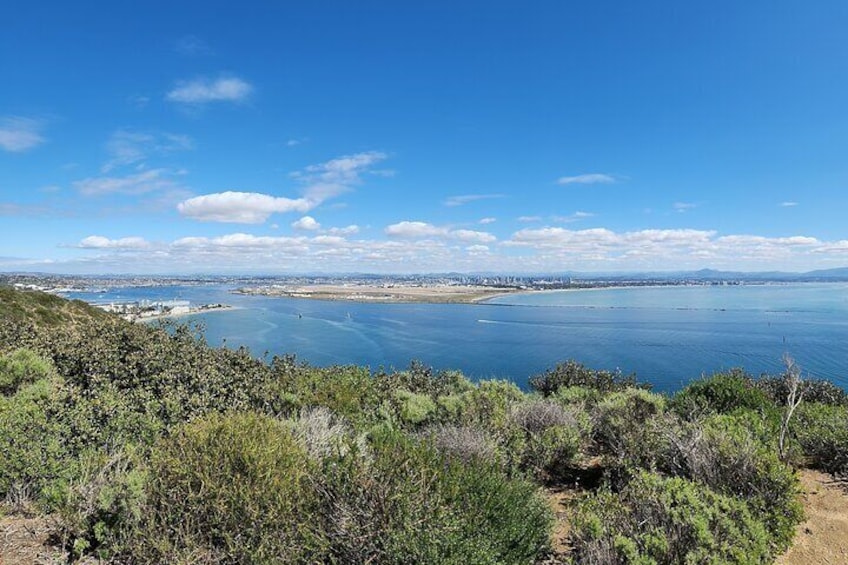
[776,469,848,564]
[0,515,62,564]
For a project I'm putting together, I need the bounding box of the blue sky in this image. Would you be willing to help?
[2,0,848,274]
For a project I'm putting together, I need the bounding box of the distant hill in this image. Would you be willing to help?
[0,285,109,327]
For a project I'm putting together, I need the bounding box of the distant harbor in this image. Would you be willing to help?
[94,299,231,322]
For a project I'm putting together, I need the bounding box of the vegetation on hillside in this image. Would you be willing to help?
[1,287,846,563]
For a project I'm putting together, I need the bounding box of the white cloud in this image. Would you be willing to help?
[385,221,495,243]
[292,216,321,231]
[557,173,616,185]
[443,194,504,207]
[177,151,386,224]
[479,217,497,224]
[286,139,303,147]
[166,77,253,104]
[518,216,542,223]
[293,150,387,203]
[78,236,150,249]
[0,117,45,152]
[74,169,185,196]
[177,191,311,223]
[465,245,490,254]
[172,233,307,249]
[385,221,448,238]
[327,225,360,236]
[780,201,798,207]
[451,229,497,244]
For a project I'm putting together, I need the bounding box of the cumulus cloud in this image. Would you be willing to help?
[0,116,45,152]
[178,191,311,223]
[385,221,496,243]
[78,236,150,249]
[385,221,448,238]
[780,201,798,207]
[74,169,186,196]
[518,216,542,223]
[177,151,386,224]
[40,225,848,274]
[443,194,504,207]
[451,229,497,243]
[166,76,253,104]
[479,217,496,224]
[557,173,616,185]
[292,216,321,231]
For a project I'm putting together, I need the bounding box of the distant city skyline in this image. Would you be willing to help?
[2,1,848,274]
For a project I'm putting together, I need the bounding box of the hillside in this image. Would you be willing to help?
[1,287,847,564]
[0,286,108,327]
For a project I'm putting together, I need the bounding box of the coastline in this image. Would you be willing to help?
[233,284,520,304]
[130,304,237,323]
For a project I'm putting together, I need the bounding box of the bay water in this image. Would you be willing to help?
[66,283,848,392]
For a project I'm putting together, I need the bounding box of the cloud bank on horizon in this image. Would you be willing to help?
[1,2,847,274]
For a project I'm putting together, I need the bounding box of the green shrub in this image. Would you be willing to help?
[663,413,802,552]
[326,428,552,564]
[794,402,848,474]
[671,370,779,421]
[593,388,666,463]
[455,379,524,430]
[757,376,848,406]
[570,471,773,564]
[529,360,645,396]
[394,388,438,425]
[135,412,324,563]
[508,399,586,479]
[59,447,147,560]
[0,377,69,510]
[0,348,55,395]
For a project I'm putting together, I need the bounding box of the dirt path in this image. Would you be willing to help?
[776,469,848,564]
[0,515,61,564]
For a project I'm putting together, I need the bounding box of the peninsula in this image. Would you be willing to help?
[233,283,516,303]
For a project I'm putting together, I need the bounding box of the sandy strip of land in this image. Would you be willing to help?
[234,285,518,304]
[130,304,235,322]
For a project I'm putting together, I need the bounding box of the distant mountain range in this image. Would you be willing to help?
[545,267,848,282]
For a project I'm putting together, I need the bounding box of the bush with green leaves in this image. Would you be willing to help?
[0,375,71,511]
[134,411,324,564]
[59,447,147,560]
[321,426,552,564]
[128,413,553,564]
[671,370,780,422]
[592,388,666,463]
[509,399,586,479]
[652,412,802,553]
[757,376,848,407]
[569,471,773,564]
[0,348,55,395]
[794,402,848,474]
[529,360,646,396]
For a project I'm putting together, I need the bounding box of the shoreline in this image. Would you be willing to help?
[129,304,237,323]
[233,284,521,304]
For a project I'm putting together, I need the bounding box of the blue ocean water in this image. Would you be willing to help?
[66,283,848,391]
